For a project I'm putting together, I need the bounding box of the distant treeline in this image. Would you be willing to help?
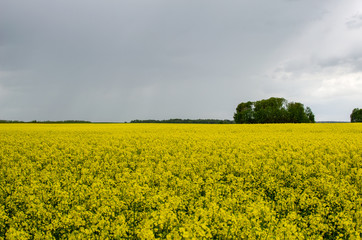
[0,120,25,123]
[130,119,235,124]
[0,120,91,123]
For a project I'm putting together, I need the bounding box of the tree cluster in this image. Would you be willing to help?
[234,97,315,124]
[350,108,362,122]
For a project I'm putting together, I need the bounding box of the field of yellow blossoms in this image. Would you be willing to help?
[0,123,361,239]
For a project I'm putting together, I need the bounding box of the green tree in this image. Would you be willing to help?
[287,102,310,123]
[234,101,254,123]
[254,97,288,123]
[305,107,315,123]
[350,108,362,122]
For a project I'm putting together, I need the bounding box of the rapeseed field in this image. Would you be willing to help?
[0,123,361,239]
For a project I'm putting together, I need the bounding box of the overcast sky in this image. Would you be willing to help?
[1,0,361,122]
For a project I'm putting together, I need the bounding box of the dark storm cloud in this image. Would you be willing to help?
[0,0,361,121]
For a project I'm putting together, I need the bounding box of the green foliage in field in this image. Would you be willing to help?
[0,124,361,239]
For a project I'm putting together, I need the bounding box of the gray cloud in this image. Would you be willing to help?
[0,0,361,121]
[346,13,362,29]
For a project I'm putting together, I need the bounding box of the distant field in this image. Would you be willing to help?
[0,123,361,239]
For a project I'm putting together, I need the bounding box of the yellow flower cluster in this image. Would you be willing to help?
[0,123,361,239]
